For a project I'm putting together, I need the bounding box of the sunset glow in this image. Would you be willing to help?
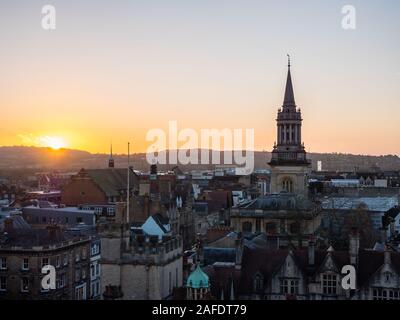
[38,136,68,150]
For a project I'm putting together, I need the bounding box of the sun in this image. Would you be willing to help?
[38,136,68,150]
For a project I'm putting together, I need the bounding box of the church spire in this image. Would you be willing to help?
[108,143,115,168]
[283,54,296,107]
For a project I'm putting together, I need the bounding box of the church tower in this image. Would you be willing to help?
[269,56,311,196]
[108,144,115,168]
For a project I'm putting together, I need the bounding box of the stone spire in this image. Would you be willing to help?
[283,55,296,107]
[108,143,115,168]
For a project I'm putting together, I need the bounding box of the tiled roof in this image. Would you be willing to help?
[86,168,138,197]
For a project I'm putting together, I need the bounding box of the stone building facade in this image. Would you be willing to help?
[98,207,183,300]
[0,219,91,300]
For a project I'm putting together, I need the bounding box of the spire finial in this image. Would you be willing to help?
[287,54,291,69]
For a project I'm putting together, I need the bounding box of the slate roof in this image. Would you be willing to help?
[203,247,236,266]
[236,246,400,294]
[0,226,86,248]
[235,194,314,211]
[321,197,398,212]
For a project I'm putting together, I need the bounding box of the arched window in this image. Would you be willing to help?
[281,178,293,193]
[253,273,263,292]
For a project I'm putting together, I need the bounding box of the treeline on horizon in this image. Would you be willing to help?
[0,146,399,173]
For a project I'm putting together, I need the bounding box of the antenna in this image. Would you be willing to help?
[287,54,291,68]
[127,142,130,224]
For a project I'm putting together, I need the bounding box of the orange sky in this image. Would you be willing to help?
[0,1,399,156]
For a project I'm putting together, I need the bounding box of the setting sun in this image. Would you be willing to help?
[38,136,68,150]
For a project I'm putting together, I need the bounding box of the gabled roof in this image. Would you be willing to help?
[85,168,138,197]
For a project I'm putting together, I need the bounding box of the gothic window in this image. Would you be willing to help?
[384,272,392,283]
[253,273,263,292]
[280,279,299,295]
[322,273,338,295]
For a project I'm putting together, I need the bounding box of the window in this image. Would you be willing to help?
[75,252,80,262]
[63,254,68,266]
[0,276,6,291]
[56,256,60,268]
[0,257,7,270]
[282,178,293,193]
[59,274,66,288]
[255,219,261,233]
[75,285,86,300]
[76,217,83,223]
[91,244,100,256]
[322,273,337,295]
[42,216,47,223]
[75,269,81,282]
[384,272,392,283]
[21,278,29,292]
[22,258,29,270]
[280,279,299,295]
[96,264,100,277]
[82,269,86,280]
[107,207,115,216]
[82,248,88,260]
[254,274,264,292]
[373,288,400,300]
[91,265,95,278]
[65,217,69,224]
[41,257,49,268]
[265,222,277,235]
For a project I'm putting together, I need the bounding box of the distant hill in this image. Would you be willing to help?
[0,146,399,172]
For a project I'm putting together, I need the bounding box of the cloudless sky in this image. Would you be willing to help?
[0,0,399,155]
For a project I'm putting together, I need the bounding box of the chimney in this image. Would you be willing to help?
[4,218,13,233]
[143,194,150,218]
[349,228,360,266]
[380,227,388,244]
[235,232,243,270]
[308,235,315,266]
[384,246,391,265]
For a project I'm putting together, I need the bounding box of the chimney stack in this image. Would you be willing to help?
[235,232,243,270]
[384,246,391,265]
[380,227,388,244]
[349,228,360,266]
